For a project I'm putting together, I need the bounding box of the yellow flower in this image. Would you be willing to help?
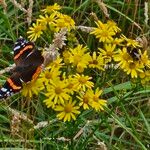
[44,79,70,106]
[140,50,150,68]
[88,52,104,70]
[99,44,117,63]
[69,45,91,72]
[114,47,132,69]
[139,70,150,84]
[73,74,94,91]
[123,61,144,78]
[121,35,140,47]
[112,37,125,46]
[88,88,107,111]
[55,99,80,122]
[63,50,71,64]
[64,75,77,94]
[77,90,92,110]
[22,79,44,98]
[37,13,57,27]
[41,3,61,14]
[91,20,116,43]
[107,20,121,33]
[55,14,75,32]
[48,57,64,68]
[39,67,61,85]
[27,22,46,41]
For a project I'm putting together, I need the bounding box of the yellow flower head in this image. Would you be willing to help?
[88,52,104,70]
[140,50,150,68]
[91,20,116,43]
[99,44,117,63]
[39,67,61,85]
[121,35,141,47]
[114,47,132,69]
[37,13,57,27]
[41,3,61,14]
[44,79,70,106]
[55,14,75,32]
[107,20,121,33]
[73,74,94,91]
[27,21,46,41]
[55,99,80,122]
[88,88,107,111]
[69,45,91,72]
[22,79,44,98]
[77,90,92,110]
[139,70,150,85]
[123,61,144,78]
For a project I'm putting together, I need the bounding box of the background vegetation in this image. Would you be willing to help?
[0,0,150,149]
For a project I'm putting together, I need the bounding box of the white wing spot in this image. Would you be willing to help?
[1,88,7,92]
[14,45,21,51]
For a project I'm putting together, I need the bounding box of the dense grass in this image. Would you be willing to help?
[0,0,150,149]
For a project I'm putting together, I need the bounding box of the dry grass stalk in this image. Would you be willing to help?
[11,114,21,135]
[144,1,149,25]
[0,0,7,13]
[77,26,93,33]
[43,28,67,67]
[73,120,91,140]
[93,0,110,18]
[8,106,33,124]
[27,0,33,25]
[0,64,15,75]
[9,0,27,13]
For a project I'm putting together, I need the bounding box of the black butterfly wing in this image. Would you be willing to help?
[13,37,35,66]
[0,72,22,99]
[17,49,44,82]
[0,38,44,99]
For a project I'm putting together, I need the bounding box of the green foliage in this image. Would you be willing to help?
[0,0,150,149]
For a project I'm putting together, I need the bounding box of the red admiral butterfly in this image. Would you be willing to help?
[0,37,44,99]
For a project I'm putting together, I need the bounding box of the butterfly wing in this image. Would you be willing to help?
[13,37,35,66]
[0,38,44,99]
[16,49,44,82]
[0,73,22,99]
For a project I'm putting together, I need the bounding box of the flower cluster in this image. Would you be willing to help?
[27,3,75,41]
[24,3,150,122]
[91,20,150,80]
[39,55,107,122]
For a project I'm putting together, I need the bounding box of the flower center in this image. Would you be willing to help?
[129,62,136,69]
[101,31,109,37]
[67,83,74,89]
[45,72,52,79]
[74,55,81,63]
[93,95,98,102]
[83,96,89,103]
[55,87,62,94]
[64,104,72,113]
[107,51,113,57]
[79,77,87,84]
[92,60,98,65]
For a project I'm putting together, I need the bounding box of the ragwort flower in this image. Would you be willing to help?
[123,61,143,78]
[22,79,44,98]
[89,88,107,111]
[99,44,117,63]
[27,22,46,41]
[91,20,116,43]
[44,79,70,106]
[88,52,104,70]
[55,14,75,32]
[41,3,61,14]
[55,99,80,122]
[73,74,94,91]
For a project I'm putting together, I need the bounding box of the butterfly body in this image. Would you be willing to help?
[0,37,44,99]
